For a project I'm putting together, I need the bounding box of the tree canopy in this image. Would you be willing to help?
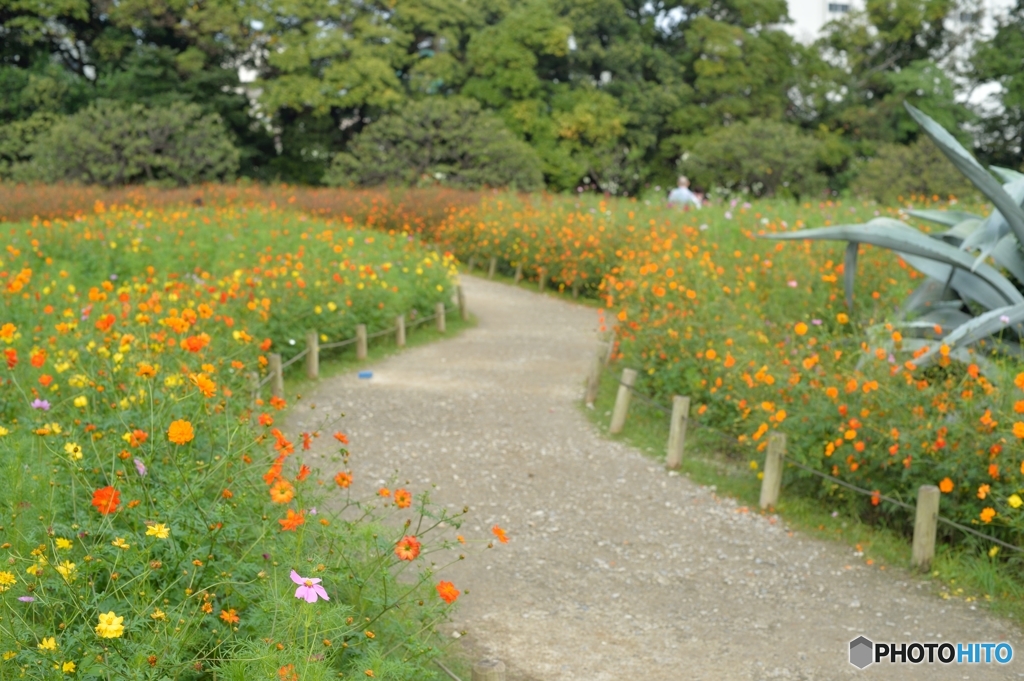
[0,0,1016,195]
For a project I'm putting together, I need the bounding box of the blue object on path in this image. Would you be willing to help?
[358,371,373,379]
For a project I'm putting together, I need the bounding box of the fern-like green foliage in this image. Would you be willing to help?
[763,102,1024,367]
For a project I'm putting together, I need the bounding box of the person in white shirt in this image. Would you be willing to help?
[667,176,701,210]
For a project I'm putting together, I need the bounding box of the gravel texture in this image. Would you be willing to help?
[291,276,1023,680]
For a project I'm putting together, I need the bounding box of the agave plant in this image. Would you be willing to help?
[763,102,1024,367]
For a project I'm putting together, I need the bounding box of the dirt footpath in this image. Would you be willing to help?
[292,276,1023,680]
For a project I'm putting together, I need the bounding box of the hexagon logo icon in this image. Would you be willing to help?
[849,636,874,669]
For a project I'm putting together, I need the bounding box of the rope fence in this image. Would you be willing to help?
[587,339,1024,567]
[251,288,468,404]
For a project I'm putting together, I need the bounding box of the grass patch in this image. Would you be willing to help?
[582,364,1024,626]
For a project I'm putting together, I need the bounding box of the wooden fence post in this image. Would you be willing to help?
[305,330,319,380]
[436,303,446,332]
[572,280,581,299]
[665,395,691,470]
[513,262,523,285]
[467,255,477,272]
[912,485,940,571]
[584,354,602,407]
[488,256,498,279]
[248,371,260,410]
[759,432,786,509]
[609,368,637,434]
[268,353,284,399]
[538,268,547,292]
[396,314,406,347]
[603,336,616,365]
[356,324,368,360]
[472,659,506,681]
[457,285,468,321]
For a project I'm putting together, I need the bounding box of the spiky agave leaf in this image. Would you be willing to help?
[908,209,983,227]
[905,102,1024,244]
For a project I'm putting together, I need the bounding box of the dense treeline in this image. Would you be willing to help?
[1,0,1021,197]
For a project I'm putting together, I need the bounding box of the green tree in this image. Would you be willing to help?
[679,118,827,198]
[30,99,240,186]
[849,137,979,203]
[970,2,1024,170]
[323,97,543,189]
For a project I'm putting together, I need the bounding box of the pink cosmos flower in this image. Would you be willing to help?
[290,570,329,603]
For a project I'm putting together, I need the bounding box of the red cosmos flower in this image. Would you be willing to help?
[394,535,421,561]
[259,338,272,352]
[258,413,273,427]
[333,432,349,445]
[181,333,211,353]
[29,349,46,368]
[91,486,121,515]
[436,581,459,604]
[4,348,17,369]
[296,464,311,482]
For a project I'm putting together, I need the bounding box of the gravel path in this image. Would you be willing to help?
[292,276,1023,680]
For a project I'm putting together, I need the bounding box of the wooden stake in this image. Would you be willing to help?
[269,353,284,399]
[248,371,260,410]
[572,280,581,299]
[356,324,368,360]
[396,314,406,347]
[471,659,506,681]
[584,354,602,406]
[457,285,468,321]
[665,395,691,469]
[603,336,616,365]
[436,303,446,332]
[912,485,940,571]
[305,330,319,380]
[759,432,786,509]
[488,256,497,279]
[513,262,523,284]
[609,367,637,434]
[467,255,477,272]
[538,268,547,292]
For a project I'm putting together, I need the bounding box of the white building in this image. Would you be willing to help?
[783,0,1016,45]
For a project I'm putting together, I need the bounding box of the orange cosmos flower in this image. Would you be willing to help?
[334,471,352,488]
[269,396,287,410]
[258,413,274,426]
[219,608,240,624]
[378,487,391,498]
[137,363,156,378]
[91,486,121,515]
[190,373,216,398]
[128,429,148,447]
[978,484,990,500]
[29,349,46,368]
[269,479,295,504]
[38,374,52,387]
[221,488,234,499]
[181,333,211,353]
[167,420,194,445]
[333,432,349,445]
[980,507,996,523]
[491,525,509,544]
[394,535,421,561]
[938,477,954,493]
[279,509,305,531]
[394,489,412,508]
[436,581,459,604]
[301,432,312,450]
[296,464,311,482]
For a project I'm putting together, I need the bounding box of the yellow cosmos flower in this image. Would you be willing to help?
[62,661,76,673]
[55,561,76,582]
[37,637,57,651]
[1009,494,1023,509]
[0,570,15,592]
[111,537,130,550]
[146,523,170,539]
[55,537,73,550]
[95,612,124,639]
[63,442,82,460]
[73,395,87,408]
